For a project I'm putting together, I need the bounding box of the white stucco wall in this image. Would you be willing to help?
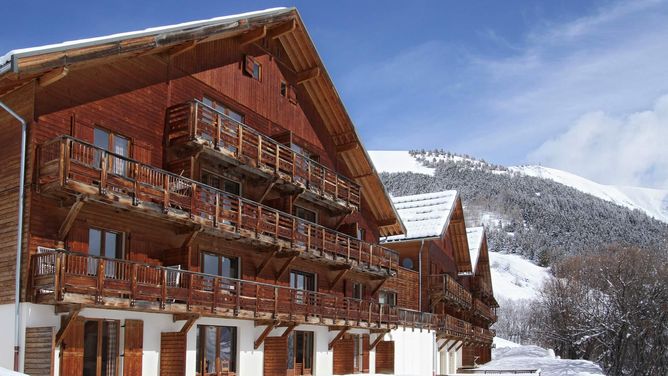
[4,303,441,376]
[388,328,435,376]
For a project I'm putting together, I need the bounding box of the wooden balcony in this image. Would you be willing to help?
[439,314,472,342]
[429,274,473,310]
[397,309,439,331]
[36,136,398,275]
[472,326,495,344]
[165,100,361,212]
[30,249,399,329]
[473,299,498,323]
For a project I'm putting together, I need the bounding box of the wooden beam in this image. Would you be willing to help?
[267,19,297,39]
[254,322,277,349]
[328,327,349,350]
[454,342,464,352]
[182,226,203,248]
[351,172,374,180]
[57,196,85,241]
[296,67,320,85]
[376,218,399,227]
[438,340,451,351]
[330,268,349,289]
[275,255,297,281]
[172,313,199,322]
[167,40,197,58]
[38,67,69,88]
[369,332,387,350]
[258,179,278,204]
[239,26,267,46]
[281,323,297,338]
[447,341,460,352]
[335,140,359,154]
[256,247,279,275]
[55,307,81,346]
[370,278,388,296]
[173,313,200,334]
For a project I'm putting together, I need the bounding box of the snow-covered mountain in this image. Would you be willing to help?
[369,151,668,223]
[488,252,549,301]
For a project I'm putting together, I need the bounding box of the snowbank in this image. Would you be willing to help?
[481,344,604,376]
[493,337,521,348]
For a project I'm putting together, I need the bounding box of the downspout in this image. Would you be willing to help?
[0,99,28,372]
[418,239,425,312]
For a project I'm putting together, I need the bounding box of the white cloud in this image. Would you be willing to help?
[529,95,668,188]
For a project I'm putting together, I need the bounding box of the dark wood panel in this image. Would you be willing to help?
[24,326,55,376]
[160,332,186,376]
[123,319,144,376]
[375,340,395,374]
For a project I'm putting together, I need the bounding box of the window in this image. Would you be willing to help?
[352,282,364,300]
[201,171,241,195]
[357,228,366,241]
[202,97,244,124]
[244,55,261,80]
[378,290,397,307]
[353,334,365,373]
[93,127,130,176]
[82,319,120,376]
[88,228,123,276]
[294,206,317,223]
[290,271,316,305]
[202,252,239,279]
[196,325,237,375]
[280,81,288,97]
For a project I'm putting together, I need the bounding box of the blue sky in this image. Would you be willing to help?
[2,1,667,188]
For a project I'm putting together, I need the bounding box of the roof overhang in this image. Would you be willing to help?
[0,7,405,237]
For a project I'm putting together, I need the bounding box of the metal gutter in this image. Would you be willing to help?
[0,100,28,372]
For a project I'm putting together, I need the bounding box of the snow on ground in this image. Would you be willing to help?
[368,151,435,176]
[512,165,668,223]
[489,252,550,301]
[494,336,522,348]
[480,343,604,376]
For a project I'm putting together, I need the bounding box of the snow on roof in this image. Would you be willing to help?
[382,190,457,242]
[0,7,292,69]
[466,227,485,273]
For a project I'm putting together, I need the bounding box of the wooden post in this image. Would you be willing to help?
[237,125,244,158]
[96,259,105,303]
[257,136,263,164]
[130,263,137,305]
[187,274,193,311]
[191,102,198,139]
[274,212,279,239]
[163,174,170,212]
[190,183,197,219]
[54,253,62,301]
[214,194,220,227]
[212,277,218,313]
[132,162,140,205]
[62,138,72,186]
[235,280,241,315]
[237,198,243,230]
[275,143,280,174]
[58,140,66,185]
[256,206,262,234]
[161,269,167,309]
[214,113,221,149]
[273,287,278,318]
[99,152,108,194]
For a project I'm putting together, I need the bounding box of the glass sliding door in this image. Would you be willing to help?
[290,271,315,305]
[196,325,237,376]
[81,319,119,376]
[288,331,314,375]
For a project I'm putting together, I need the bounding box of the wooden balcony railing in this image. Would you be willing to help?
[36,136,398,273]
[397,309,439,330]
[30,249,399,328]
[440,314,472,341]
[430,274,473,309]
[473,298,497,323]
[472,326,495,344]
[165,100,361,211]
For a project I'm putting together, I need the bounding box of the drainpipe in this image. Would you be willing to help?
[0,100,28,372]
[418,239,425,312]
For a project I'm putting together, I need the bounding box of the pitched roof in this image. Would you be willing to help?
[466,227,485,273]
[382,191,458,242]
[0,8,404,236]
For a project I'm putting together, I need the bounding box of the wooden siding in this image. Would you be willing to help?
[160,332,186,376]
[60,318,84,376]
[0,83,35,304]
[375,340,395,374]
[263,336,288,376]
[123,320,144,376]
[24,326,55,376]
[332,337,354,375]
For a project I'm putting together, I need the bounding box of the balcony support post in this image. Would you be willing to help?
[329,267,350,290]
[447,340,460,352]
[256,246,280,276]
[275,255,296,282]
[370,277,388,297]
[369,330,389,350]
[55,306,81,346]
[254,321,277,350]
[57,195,86,241]
[328,327,349,350]
[257,178,278,204]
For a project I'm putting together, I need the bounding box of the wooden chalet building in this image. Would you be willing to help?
[381,191,498,375]
[0,7,497,376]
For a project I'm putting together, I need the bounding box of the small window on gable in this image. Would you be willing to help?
[280,81,288,97]
[244,55,261,80]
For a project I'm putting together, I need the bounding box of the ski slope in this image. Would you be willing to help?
[488,251,549,301]
[512,165,668,223]
[369,150,668,223]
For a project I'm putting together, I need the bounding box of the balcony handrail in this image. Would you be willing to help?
[429,273,472,307]
[37,136,399,269]
[474,298,497,322]
[31,249,399,326]
[191,99,360,190]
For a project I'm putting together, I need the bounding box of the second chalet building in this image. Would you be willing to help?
[0,7,497,376]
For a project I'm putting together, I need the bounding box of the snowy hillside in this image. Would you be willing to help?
[489,252,549,301]
[369,150,668,223]
[512,165,668,223]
